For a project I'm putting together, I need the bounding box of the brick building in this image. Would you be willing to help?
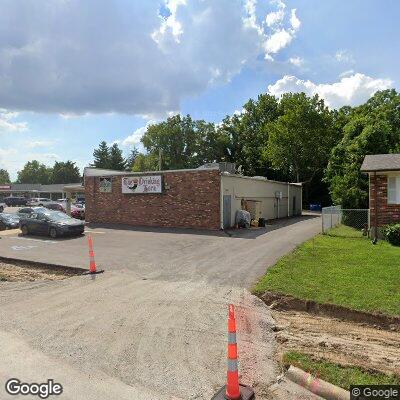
[84,164,302,230]
[361,154,400,237]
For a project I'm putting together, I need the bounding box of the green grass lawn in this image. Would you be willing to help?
[253,225,400,316]
[283,351,400,390]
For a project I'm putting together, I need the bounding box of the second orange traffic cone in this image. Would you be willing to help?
[86,235,104,275]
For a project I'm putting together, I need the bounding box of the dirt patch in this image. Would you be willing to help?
[272,310,400,377]
[261,291,400,332]
[0,261,83,282]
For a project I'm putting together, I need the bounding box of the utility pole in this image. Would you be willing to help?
[158,148,163,171]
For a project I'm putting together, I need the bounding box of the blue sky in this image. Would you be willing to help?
[0,0,398,180]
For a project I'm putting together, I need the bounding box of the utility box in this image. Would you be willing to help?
[275,191,283,200]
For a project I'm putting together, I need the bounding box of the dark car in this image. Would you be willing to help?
[0,213,20,230]
[20,210,85,238]
[4,196,28,207]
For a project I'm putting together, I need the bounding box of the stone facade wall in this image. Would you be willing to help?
[85,169,221,229]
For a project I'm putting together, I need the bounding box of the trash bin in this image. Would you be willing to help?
[258,218,266,227]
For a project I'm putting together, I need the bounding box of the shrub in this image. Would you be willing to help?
[381,223,400,246]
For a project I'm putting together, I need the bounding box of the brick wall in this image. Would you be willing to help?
[370,174,400,226]
[85,169,221,229]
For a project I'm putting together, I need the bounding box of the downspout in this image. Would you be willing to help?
[220,173,224,230]
[287,183,290,217]
[373,171,378,243]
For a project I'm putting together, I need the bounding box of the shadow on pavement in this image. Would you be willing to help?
[87,213,320,240]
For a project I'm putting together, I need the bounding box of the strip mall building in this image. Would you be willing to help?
[84,164,302,230]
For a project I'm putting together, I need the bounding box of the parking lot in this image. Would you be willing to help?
[0,207,321,399]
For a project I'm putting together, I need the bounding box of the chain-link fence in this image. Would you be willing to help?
[322,206,370,238]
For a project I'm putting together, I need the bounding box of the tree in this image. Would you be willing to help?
[126,148,139,170]
[109,143,127,170]
[92,141,110,168]
[51,161,81,184]
[17,160,52,184]
[266,93,337,183]
[132,153,158,172]
[325,89,400,208]
[216,94,282,177]
[264,93,340,206]
[141,115,199,170]
[0,169,10,183]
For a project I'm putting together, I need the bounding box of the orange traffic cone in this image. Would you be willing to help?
[85,235,104,275]
[212,304,255,400]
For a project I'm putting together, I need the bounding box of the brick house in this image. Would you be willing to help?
[361,154,400,237]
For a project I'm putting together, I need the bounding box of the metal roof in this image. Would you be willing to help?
[360,154,400,172]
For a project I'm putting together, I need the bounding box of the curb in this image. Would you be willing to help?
[259,291,400,332]
[0,255,86,275]
[286,365,350,400]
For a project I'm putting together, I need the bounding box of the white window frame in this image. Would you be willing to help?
[387,176,400,205]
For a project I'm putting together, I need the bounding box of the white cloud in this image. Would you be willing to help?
[290,9,301,30]
[0,0,300,117]
[265,9,284,27]
[43,153,60,160]
[289,56,304,67]
[121,121,156,147]
[335,49,354,63]
[339,69,355,78]
[263,3,301,60]
[27,140,55,148]
[268,73,393,109]
[151,0,187,46]
[0,109,28,133]
[264,29,293,55]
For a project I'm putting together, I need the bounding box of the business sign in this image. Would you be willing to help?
[122,175,162,194]
[0,185,11,190]
[99,177,112,193]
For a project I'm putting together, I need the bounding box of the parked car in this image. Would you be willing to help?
[0,213,20,230]
[0,202,5,212]
[47,202,85,220]
[4,196,28,207]
[27,197,53,206]
[17,207,48,218]
[20,210,85,238]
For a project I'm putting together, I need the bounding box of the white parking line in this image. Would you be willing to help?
[11,245,38,251]
[13,237,58,244]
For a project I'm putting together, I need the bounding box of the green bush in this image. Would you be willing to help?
[381,223,400,246]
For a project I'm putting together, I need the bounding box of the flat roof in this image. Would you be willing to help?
[84,167,301,186]
[84,166,220,177]
[361,154,400,172]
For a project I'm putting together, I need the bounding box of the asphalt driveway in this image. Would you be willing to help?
[0,214,321,400]
[0,214,320,287]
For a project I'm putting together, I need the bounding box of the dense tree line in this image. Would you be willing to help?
[92,90,398,207]
[15,160,81,184]
[107,88,399,208]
